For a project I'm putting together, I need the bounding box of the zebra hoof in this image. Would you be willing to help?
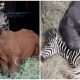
[41,55,45,62]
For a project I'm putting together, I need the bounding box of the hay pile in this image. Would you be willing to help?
[41,54,73,79]
[41,1,74,79]
[0,58,39,79]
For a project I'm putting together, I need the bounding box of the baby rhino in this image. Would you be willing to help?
[0,29,39,76]
[59,1,80,49]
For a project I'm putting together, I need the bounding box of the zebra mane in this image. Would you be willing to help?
[46,28,62,39]
[48,28,64,42]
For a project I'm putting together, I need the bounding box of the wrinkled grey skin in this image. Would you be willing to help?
[59,1,80,49]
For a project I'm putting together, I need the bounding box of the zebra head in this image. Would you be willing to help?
[46,28,57,39]
[0,1,5,10]
[41,28,59,62]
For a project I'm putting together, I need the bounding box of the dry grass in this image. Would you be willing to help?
[41,54,73,79]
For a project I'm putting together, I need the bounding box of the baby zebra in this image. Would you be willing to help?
[41,28,80,68]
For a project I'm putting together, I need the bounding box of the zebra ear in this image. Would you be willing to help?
[54,28,57,33]
[52,28,57,34]
[50,28,57,38]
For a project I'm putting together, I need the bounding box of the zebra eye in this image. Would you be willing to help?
[4,14,5,17]
[52,34,56,39]
[7,24,9,27]
[46,43,51,46]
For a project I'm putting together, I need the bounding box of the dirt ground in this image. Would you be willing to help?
[41,1,74,79]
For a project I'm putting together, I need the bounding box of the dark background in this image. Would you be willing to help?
[4,1,39,35]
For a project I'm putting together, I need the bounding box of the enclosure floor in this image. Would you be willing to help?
[0,58,39,79]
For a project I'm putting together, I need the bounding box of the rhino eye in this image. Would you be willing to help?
[69,21,73,24]
[67,17,74,25]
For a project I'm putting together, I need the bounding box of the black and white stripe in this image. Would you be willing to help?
[41,38,56,61]
[41,29,80,68]
[0,13,9,30]
[0,2,9,30]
